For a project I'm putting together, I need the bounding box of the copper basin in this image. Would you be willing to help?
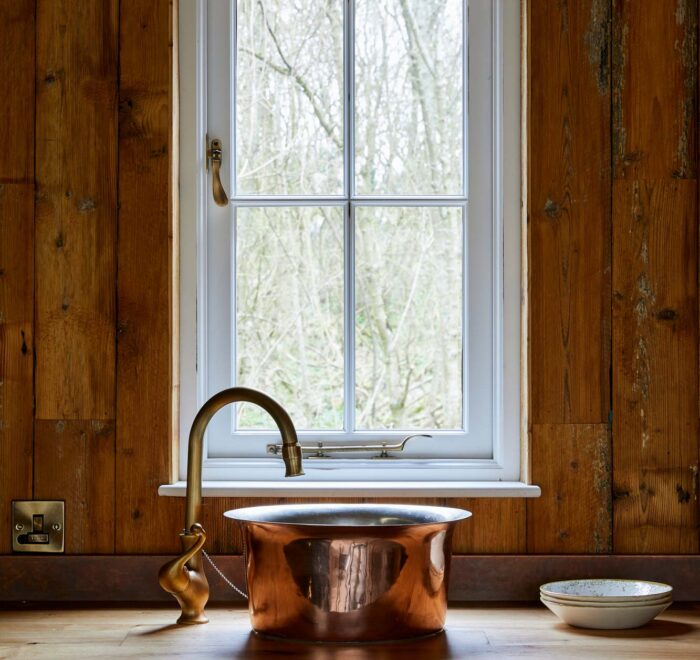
[224,503,471,642]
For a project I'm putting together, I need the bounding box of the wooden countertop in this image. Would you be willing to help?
[0,603,698,658]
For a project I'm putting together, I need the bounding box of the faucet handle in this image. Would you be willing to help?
[189,522,206,537]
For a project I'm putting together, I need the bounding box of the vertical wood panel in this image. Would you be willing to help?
[35,0,118,420]
[0,1,35,182]
[0,316,34,554]
[0,1,35,554]
[612,0,697,180]
[0,195,35,513]
[34,420,115,553]
[528,0,614,554]
[611,0,699,553]
[450,499,527,554]
[116,0,182,552]
[529,0,612,424]
[528,424,611,553]
[612,180,699,552]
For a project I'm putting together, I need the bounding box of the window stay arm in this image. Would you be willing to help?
[266,434,431,459]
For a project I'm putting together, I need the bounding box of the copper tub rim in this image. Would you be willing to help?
[223,502,472,529]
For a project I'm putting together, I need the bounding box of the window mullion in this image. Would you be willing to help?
[344,202,355,434]
[344,0,353,201]
[344,0,355,434]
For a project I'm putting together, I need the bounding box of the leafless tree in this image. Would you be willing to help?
[235,0,463,431]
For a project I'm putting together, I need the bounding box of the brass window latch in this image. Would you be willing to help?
[206,134,229,207]
[267,434,431,459]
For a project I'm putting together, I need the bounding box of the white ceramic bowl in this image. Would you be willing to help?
[540,595,671,629]
[540,591,672,607]
[540,579,673,603]
[541,593,672,608]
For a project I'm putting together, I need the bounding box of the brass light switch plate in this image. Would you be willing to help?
[12,501,64,553]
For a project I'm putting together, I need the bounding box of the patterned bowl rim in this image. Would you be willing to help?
[540,579,673,602]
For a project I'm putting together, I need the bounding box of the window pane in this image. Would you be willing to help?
[354,0,464,195]
[236,206,344,429]
[355,206,463,429]
[236,0,344,195]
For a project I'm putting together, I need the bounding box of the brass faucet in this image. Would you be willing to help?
[158,387,304,624]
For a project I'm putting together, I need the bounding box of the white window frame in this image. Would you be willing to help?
[170,0,539,496]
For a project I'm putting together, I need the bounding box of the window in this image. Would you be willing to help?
[176,0,530,491]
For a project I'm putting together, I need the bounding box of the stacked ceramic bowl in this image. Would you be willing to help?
[540,579,673,629]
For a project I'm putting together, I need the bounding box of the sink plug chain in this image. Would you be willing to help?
[202,549,248,600]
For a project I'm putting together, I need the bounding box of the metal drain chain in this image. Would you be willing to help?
[202,549,248,600]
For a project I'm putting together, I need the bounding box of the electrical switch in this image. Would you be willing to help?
[12,501,64,553]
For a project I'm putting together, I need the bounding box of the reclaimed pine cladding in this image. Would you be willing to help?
[612,180,698,552]
[116,0,182,553]
[527,0,613,552]
[0,1,35,553]
[0,0,699,556]
[528,425,612,553]
[529,0,700,555]
[35,0,119,421]
[32,0,119,553]
[34,420,116,553]
[611,0,700,553]
[529,0,612,426]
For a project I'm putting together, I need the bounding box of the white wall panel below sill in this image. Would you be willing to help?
[158,481,541,498]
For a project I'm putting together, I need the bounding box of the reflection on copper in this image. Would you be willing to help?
[285,538,407,611]
[225,503,470,642]
[427,530,447,593]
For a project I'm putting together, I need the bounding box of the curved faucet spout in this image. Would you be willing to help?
[185,387,304,530]
[161,387,305,624]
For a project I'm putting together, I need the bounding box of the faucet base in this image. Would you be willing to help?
[176,606,209,625]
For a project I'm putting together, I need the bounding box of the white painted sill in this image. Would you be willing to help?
[158,481,541,498]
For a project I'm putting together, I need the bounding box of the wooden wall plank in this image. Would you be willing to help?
[527,424,612,553]
[116,0,182,552]
[612,0,697,180]
[0,319,34,554]
[34,420,115,553]
[0,1,35,554]
[0,185,34,322]
[0,188,35,524]
[611,0,699,554]
[527,0,615,555]
[0,1,35,182]
[612,180,699,553]
[35,0,118,420]
[529,0,612,424]
[450,499,527,554]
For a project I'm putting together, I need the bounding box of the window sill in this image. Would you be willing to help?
[158,480,541,498]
